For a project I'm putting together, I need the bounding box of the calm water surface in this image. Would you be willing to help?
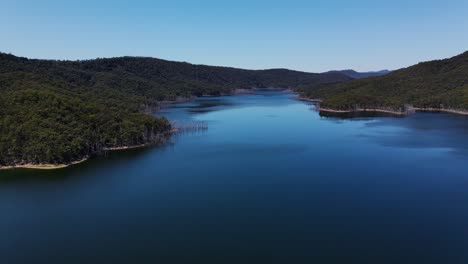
[1,92,468,263]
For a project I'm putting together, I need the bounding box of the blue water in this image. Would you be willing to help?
[1,92,468,263]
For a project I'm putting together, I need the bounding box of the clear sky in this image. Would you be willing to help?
[1,0,468,72]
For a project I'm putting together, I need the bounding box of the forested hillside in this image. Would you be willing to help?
[299,51,468,111]
[0,53,351,167]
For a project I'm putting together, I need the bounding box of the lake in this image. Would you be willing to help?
[1,91,468,264]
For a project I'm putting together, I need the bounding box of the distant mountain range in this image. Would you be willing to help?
[300,51,468,112]
[330,69,391,79]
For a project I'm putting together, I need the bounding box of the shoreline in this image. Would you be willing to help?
[0,131,176,171]
[157,96,196,105]
[317,107,468,116]
[159,88,293,105]
[103,143,153,151]
[300,96,468,117]
[0,157,89,171]
[413,107,468,116]
[295,96,322,103]
[318,107,407,116]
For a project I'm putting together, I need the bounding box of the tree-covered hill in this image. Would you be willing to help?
[0,53,351,167]
[298,51,468,111]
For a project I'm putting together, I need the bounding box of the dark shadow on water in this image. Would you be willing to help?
[169,99,236,110]
[157,92,297,121]
[188,108,217,113]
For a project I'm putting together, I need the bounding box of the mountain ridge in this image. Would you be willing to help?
[330,69,391,79]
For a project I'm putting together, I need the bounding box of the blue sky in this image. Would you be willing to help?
[1,0,468,72]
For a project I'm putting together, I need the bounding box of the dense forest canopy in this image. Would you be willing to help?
[298,51,468,111]
[0,52,351,166]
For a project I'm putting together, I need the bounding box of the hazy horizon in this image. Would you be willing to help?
[2,0,468,72]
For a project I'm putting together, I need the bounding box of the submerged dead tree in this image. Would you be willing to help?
[170,120,208,132]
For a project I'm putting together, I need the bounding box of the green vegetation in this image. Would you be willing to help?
[0,53,350,166]
[299,51,468,111]
[0,88,171,165]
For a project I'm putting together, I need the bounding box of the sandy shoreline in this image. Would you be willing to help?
[103,143,152,151]
[298,96,468,116]
[0,157,89,171]
[0,131,176,171]
[318,107,407,116]
[0,141,160,171]
[318,107,468,116]
[413,107,468,116]
[296,96,322,103]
